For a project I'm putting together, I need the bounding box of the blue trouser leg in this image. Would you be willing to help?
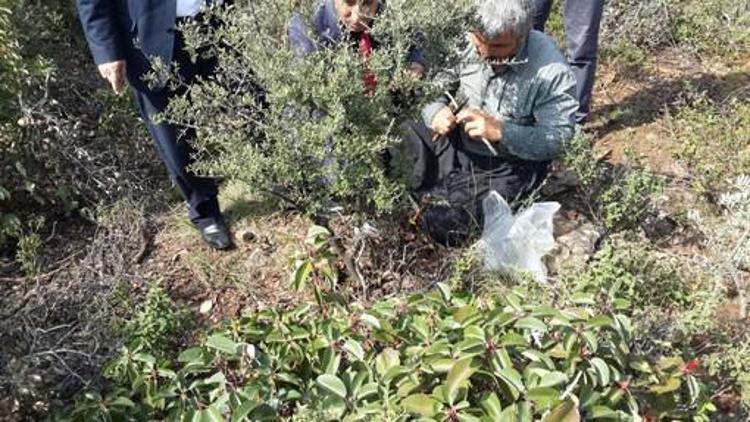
[128,30,221,229]
[533,0,555,31]
[533,0,604,123]
[564,0,604,123]
[134,89,221,229]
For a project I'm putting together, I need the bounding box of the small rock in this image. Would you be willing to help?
[199,299,214,314]
[642,212,677,241]
[240,229,257,243]
[547,221,602,275]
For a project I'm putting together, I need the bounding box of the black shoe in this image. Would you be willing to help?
[200,223,233,250]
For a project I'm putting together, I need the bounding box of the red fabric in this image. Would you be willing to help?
[358,31,377,93]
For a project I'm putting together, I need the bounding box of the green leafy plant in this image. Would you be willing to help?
[564,134,663,233]
[165,0,475,217]
[104,282,188,395]
[291,225,339,298]
[569,240,689,311]
[61,283,713,421]
[670,98,750,196]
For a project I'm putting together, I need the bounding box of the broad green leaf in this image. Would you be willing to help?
[110,397,135,408]
[522,350,555,370]
[178,347,204,363]
[589,358,610,387]
[614,314,633,341]
[649,377,681,395]
[397,377,419,397]
[613,298,631,311]
[357,382,378,400]
[500,332,528,347]
[410,317,430,341]
[402,394,441,417]
[425,340,451,356]
[581,331,599,353]
[498,402,531,422]
[542,399,580,422]
[203,372,226,386]
[487,309,516,326]
[456,337,485,354]
[454,306,479,324]
[657,356,683,371]
[527,387,559,408]
[247,404,277,421]
[539,371,568,388]
[134,353,156,364]
[311,336,329,350]
[628,358,652,374]
[437,283,452,303]
[343,339,365,361]
[571,293,596,305]
[206,335,239,355]
[504,293,523,311]
[276,372,302,386]
[480,392,503,419]
[464,325,485,340]
[316,374,348,399]
[321,396,347,420]
[446,358,477,405]
[360,313,381,329]
[585,316,613,329]
[192,405,224,422]
[587,405,619,419]
[231,400,258,422]
[428,358,455,373]
[375,348,400,376]
[515,316,547,332]
[292,260,313,291]
[496,367,525,400]
[531,305,562,318]
[384,365,411,383]
[322,347,340,374]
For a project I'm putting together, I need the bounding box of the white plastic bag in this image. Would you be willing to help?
[475,191,560,283]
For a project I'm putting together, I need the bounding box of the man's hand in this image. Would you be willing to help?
[456,108,503,143]
[430,105,457,139]
[98,60,127,95]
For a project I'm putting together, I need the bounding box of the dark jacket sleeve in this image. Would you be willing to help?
[76,0,126,65]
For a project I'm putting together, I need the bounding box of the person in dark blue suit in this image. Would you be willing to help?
[76,0,232,249]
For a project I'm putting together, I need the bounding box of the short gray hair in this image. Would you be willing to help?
[475,0,535,40]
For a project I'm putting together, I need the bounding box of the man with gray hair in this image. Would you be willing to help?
[399,0,578,245]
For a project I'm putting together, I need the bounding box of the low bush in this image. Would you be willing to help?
[669,98,750,196]
[600,0,749,62]
[564,134,663,233]
[61,283,714,421]
[0,0,160,253]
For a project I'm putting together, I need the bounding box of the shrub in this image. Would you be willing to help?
[601,0,749,61]
[61,284,714,421]
[164,0,475,217]
[600,0,678,54]
[671,0,750,58]
[670,98,750,196]
[0,0,159,253]
[570,240,689,311]
[564,133,663,233]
